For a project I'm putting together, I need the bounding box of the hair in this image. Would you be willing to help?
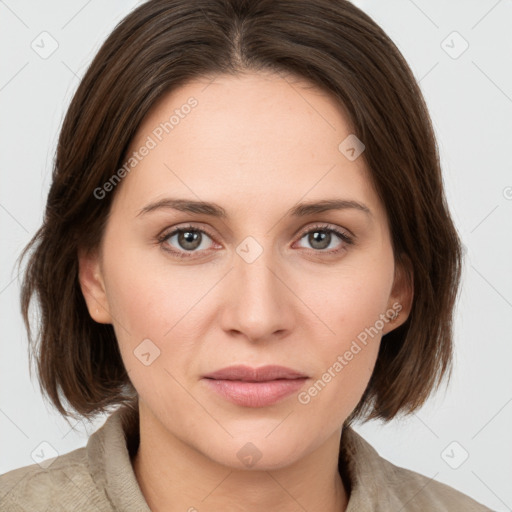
[18,0,463,425]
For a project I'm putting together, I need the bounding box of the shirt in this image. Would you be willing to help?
[0,404,494,511]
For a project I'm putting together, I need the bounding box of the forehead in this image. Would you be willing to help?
[116,71,382,220]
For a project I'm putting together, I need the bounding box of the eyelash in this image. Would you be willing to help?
[156,223,355,259]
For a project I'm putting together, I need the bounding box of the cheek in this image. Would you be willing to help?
[331,283,391,354]
[100,244,216,392]
[103,242,209,336]
[313,252,394,347]
[297,260,394,418]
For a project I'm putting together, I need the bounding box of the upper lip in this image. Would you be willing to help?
[203,365,308,382]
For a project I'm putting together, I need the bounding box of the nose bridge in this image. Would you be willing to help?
[223,235,292,341]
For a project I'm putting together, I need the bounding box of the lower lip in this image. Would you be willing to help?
[202,378,308,407]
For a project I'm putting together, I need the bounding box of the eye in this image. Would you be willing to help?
[157,222,354,259]
[158,225,218,258]
[294,223,354,255]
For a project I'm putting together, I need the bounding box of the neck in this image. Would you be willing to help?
[131,403,349,512]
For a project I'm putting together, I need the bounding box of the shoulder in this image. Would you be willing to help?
[0,406,142,512]
[341,426,495,511]
[378,455,494,511]
[0,446,108,511]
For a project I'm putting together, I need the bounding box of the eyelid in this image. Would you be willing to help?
[157,222,217,241]
[294,222,354,242]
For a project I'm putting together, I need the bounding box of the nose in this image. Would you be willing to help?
[218,243,296,343]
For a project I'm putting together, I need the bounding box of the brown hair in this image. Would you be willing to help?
[18,0,463,424]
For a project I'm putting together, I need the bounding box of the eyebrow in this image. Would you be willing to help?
[136,198,372,219]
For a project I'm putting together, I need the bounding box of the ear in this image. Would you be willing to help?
[77,247,112,324]
[382,253,414,334]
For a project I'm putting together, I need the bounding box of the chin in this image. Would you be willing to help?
[193,427,313,472]
[211,444,303,471]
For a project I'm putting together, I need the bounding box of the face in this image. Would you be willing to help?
[80,71,412,469]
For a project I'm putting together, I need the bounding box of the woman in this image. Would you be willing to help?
[0,0,494,510]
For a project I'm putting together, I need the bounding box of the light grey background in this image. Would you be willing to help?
[1,1,511,510]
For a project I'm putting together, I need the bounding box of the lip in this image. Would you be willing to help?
[203,364,308,381]
[202,365,309,408]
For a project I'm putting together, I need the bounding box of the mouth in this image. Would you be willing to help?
[202,365,309,407]
[202,364,308,382]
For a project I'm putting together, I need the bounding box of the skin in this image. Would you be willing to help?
[79,71,413,512]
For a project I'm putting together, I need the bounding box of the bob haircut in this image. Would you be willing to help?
[19,0,463,425]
